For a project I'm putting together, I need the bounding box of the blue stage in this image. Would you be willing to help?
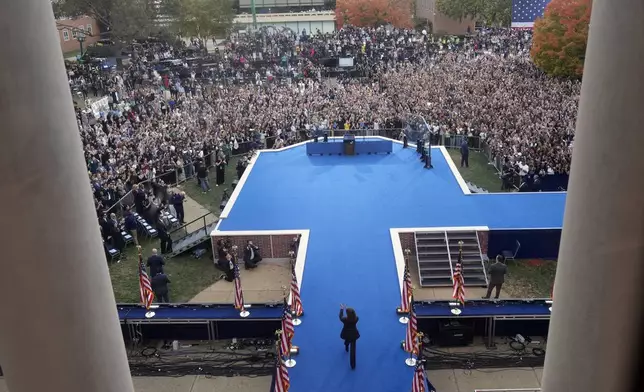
[216,141,565,392]
[305,137,393,155]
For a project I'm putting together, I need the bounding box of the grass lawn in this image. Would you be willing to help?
[109,238,220,303]
[446,148,503,192]
[109,157,244,303]
[180,156,242,215]
[503,259,557,298]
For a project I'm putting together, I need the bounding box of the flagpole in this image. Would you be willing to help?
[138,246,156,319]
[288,255,303,326]
[405,327,420,367]
[450,241,464,316]
[281,288,297,368]
[233,254,250,318]
[398,248,412,323]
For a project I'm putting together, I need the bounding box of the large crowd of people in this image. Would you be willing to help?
[73,26,580,238]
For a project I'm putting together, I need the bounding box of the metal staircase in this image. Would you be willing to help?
[166,213,218,258]
[416,230,489,287]
[415,232,453,287]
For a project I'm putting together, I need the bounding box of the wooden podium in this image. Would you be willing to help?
[343,134,355,155]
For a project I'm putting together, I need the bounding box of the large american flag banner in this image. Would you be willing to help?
[290,265,304,317]
[400,262,413,313]
[411,361,426,392]
[403,296,418,354]
[512,0,551,28]
[452,250,466,306]
[273,346,290,392]
[280,299,294,356]
[138,250,154,309]
[233,262,245,310]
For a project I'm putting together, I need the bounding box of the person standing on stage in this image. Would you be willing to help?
[339,304,360,370]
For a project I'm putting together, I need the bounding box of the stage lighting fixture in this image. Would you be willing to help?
[323,133,328,143]
[314,136,319,143]
[403,135,408,148]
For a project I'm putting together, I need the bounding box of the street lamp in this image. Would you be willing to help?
[76,31,86,57]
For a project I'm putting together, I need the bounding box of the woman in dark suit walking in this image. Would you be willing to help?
[339,304,360,370]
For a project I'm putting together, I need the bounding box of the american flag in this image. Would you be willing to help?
[452,249,466,306]
[290,265,304,317]
[411,361,426,392]
[273,346,290,392]
[404,296,418,354]
[400,262,412,313]
[138,251,154,309]
[280,298,294,356]
[512,0,551,28]
[233,262,245,310]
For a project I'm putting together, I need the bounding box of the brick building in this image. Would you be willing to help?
[55,16,100,54]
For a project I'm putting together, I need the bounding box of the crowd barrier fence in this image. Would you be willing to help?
[103,129,568,220]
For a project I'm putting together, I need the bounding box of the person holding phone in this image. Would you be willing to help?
[339,304,360,370]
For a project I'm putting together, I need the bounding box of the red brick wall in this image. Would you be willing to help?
[399,232,416,256]
[211,234,295,259]
[477,231,489,257]
[56,16,101,54]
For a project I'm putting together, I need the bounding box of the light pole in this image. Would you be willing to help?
[250,0,257,29]
[77,30,86,57]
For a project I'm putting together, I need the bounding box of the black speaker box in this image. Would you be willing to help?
[435,320,474,347]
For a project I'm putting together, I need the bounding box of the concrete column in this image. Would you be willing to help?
[542,1,644,392]
[0,2,134,392]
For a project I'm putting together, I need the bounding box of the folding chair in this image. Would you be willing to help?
[502,240,521,262]
[104,241,121,263]
[121,230,134,246]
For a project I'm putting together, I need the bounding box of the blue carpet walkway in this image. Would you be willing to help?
[218,143,565,392]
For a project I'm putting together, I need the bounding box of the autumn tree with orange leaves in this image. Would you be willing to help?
[530,0,591,78]
[335,0,413,29]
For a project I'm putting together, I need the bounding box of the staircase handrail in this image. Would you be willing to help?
[475,232,490,285]
[169,212,218,243]
[444,231,456,284]
[413,232,422,286]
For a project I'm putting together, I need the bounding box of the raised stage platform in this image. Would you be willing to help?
[305,137,393,155]
[118,304,282,343]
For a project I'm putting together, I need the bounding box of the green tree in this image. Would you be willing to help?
[165,0,235,41]
[530,0,591,78]
[52,0,158,40]
[436,0,511,27]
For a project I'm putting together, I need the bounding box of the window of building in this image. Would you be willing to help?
[72,29,77,38]
[63,29,70,41]
[86,24,92,34]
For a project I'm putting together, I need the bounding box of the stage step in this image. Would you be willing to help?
[414,230,489,288]
[446,231,489,287]
[166,221,219,259]
[415,232,452,287]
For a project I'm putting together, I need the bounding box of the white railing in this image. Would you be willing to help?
[444,231,455,283]
[234,11,335,23]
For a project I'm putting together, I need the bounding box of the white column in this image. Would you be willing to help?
[542,1,644,392]
[0,2,134,392]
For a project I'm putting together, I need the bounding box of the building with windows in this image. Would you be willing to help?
[55,16,100,54]
[235,0,336,34]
